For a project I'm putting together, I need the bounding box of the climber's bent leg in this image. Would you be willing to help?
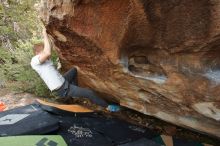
[67,84,108,107]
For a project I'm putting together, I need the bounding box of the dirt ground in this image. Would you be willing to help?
[0,88,39,110]
[0,88,219,145]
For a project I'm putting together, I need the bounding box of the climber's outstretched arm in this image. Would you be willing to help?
[38,28,51,63]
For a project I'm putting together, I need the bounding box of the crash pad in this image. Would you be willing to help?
[0,135,67,146]
[36,99,93,113]
[52,114,158,146]
[78,116,158,145]
[56,116,113,146]
[0,104,59,136]
[118,138,161,146]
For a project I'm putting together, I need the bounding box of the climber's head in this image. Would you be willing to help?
[33,43,44,55]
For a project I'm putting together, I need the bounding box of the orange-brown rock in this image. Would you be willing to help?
[40,0,220,137]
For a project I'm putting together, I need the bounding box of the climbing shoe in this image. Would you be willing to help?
[107,105,120,112]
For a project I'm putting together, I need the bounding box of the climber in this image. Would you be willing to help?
[31,28,120,112]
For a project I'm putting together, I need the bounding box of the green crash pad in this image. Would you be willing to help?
[0,135,67,146]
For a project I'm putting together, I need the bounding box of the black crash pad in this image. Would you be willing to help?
[118,138,161,146]
[0,104,59,136]
[79,115,158,145]
[47,113,158,146]
[55,116,113,146]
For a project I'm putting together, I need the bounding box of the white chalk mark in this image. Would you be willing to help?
[130,73,167,84]
[193,102,220,121]
[203,70,220,84]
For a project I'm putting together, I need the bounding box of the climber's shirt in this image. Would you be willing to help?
[31,55,65,91]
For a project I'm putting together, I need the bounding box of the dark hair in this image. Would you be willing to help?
[33,43,44,55]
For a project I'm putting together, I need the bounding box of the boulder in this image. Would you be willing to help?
[39,0,220,137]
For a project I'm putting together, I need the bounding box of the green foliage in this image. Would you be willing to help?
[0,0,42,42]
[0,37,52,97]
[0,0,57,97]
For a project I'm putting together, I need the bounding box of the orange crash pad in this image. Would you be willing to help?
[36,99,93,113]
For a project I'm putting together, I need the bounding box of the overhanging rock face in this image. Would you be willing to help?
[40,0,220,137]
